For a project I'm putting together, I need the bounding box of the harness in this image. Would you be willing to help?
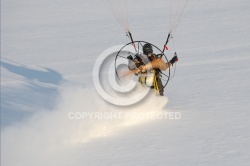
[137,55,161,95]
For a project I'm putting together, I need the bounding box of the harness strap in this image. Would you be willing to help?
[153,70,159,94]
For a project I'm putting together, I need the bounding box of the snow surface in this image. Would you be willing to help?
[1,0,250,165]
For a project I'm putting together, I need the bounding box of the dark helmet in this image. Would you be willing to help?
[143,43,153,55]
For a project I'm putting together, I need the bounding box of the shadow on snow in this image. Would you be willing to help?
[1,61,64,128]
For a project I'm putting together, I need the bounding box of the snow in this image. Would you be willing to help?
[1,0,250,165]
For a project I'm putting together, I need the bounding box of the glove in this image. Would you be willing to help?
[127,55,133,60]
[170,55,178,65]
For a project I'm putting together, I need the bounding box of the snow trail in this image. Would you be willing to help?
[2,83,168,166]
